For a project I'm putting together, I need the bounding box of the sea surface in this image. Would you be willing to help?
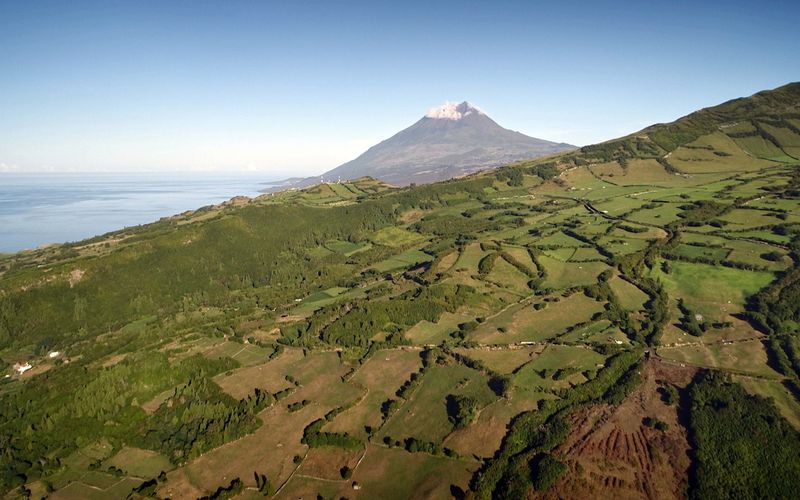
[0,172,278,253]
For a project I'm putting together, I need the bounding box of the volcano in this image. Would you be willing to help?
[273,101,575,189]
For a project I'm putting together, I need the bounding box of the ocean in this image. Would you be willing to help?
[0,172,278,253]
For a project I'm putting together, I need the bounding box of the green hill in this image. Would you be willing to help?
[1,84,800,499]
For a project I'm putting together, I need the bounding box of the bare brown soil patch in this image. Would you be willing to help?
[68,268,85,287]
[543,359,696,500]
[277,314,308,323]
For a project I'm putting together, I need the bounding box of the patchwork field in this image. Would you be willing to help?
[4,84,800,500]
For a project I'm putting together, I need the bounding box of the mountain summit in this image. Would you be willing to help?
[425,101,485,119]
[271,101,575,189]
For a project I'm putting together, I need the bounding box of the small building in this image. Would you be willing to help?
[48,351,61,358]
[13,362,32,375]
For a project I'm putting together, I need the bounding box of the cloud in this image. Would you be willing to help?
[0,162,21,173]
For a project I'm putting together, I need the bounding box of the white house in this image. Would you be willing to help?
[13,362,32,374]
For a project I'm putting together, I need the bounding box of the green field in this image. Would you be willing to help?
[648,259,774,320]
[539,255,611,289]
[608,276,649,311]
[371,226,425,247]
[657,340,781,378]
[378,363,497,443]
[372,248,433,272]
[473,293,605,344]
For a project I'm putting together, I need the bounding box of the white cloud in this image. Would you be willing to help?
[0,162,21,173]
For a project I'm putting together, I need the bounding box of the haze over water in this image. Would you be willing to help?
[0,172,275,252]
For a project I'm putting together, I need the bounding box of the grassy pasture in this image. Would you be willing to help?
[648,259,774,321]
[472,293,605,344]
[328,183,358,198]
[291,286,366,315]
[542,247,576,261]
[325,349,423,440]
[670,132,774,172]
[404,311,472,345]
[443,395,540,458]
[76,471,120,489]
[582,183,648,201]
[325,239,372,256]
[296,446,363,481]
[51,478,143,500]
[559,319,628,344]
[202,340,272,367]
[49,440,113,490]
[625,203,684,225]
[273,476,345,500]
[503,245,537,273]
[719,208,783,228]
[453,346,545,374]
[371,226,425,247]
[571,217,613,235]
[678,232,729,246]
[434,250,459,274]
[559,166,617,192]
[538,255,610,289]
[534,231,589,247]
[608,276,649,311]
[371,248,433,272]
[657,340,781,378]
[747,196,800,214]
[174,353,359,496]
[724,239,789,270]
[569,246,606,261]
[512,345,606,390]
[344,444,477,500]
[172,403,325,496]
[306,245,334,259]
[659,315,761,346]
[725,229,792,244]
[104,447,173,478]
[594,159,712,187]
[597,235,649,256]
[378,363,496,443]
[484,257,532,296]
[593,196,647,216]
[452,242,488,273]
[610,224,667,240]
[517,344,605,371]
[732,134,794,162]
[514,368,587,391]
[733,376,800,430]
[671,244,730,261]
[214,358,297,399]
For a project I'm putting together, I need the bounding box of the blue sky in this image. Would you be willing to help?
[1,0,798,175]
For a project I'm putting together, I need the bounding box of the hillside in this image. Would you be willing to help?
[1,83,800,499]
[271,101,575,189]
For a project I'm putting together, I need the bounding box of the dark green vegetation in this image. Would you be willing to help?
[1,84,800,499]
[688,371,800,498]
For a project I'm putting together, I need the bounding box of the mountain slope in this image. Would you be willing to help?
[578,81,800,162]
[278,101,574,189]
